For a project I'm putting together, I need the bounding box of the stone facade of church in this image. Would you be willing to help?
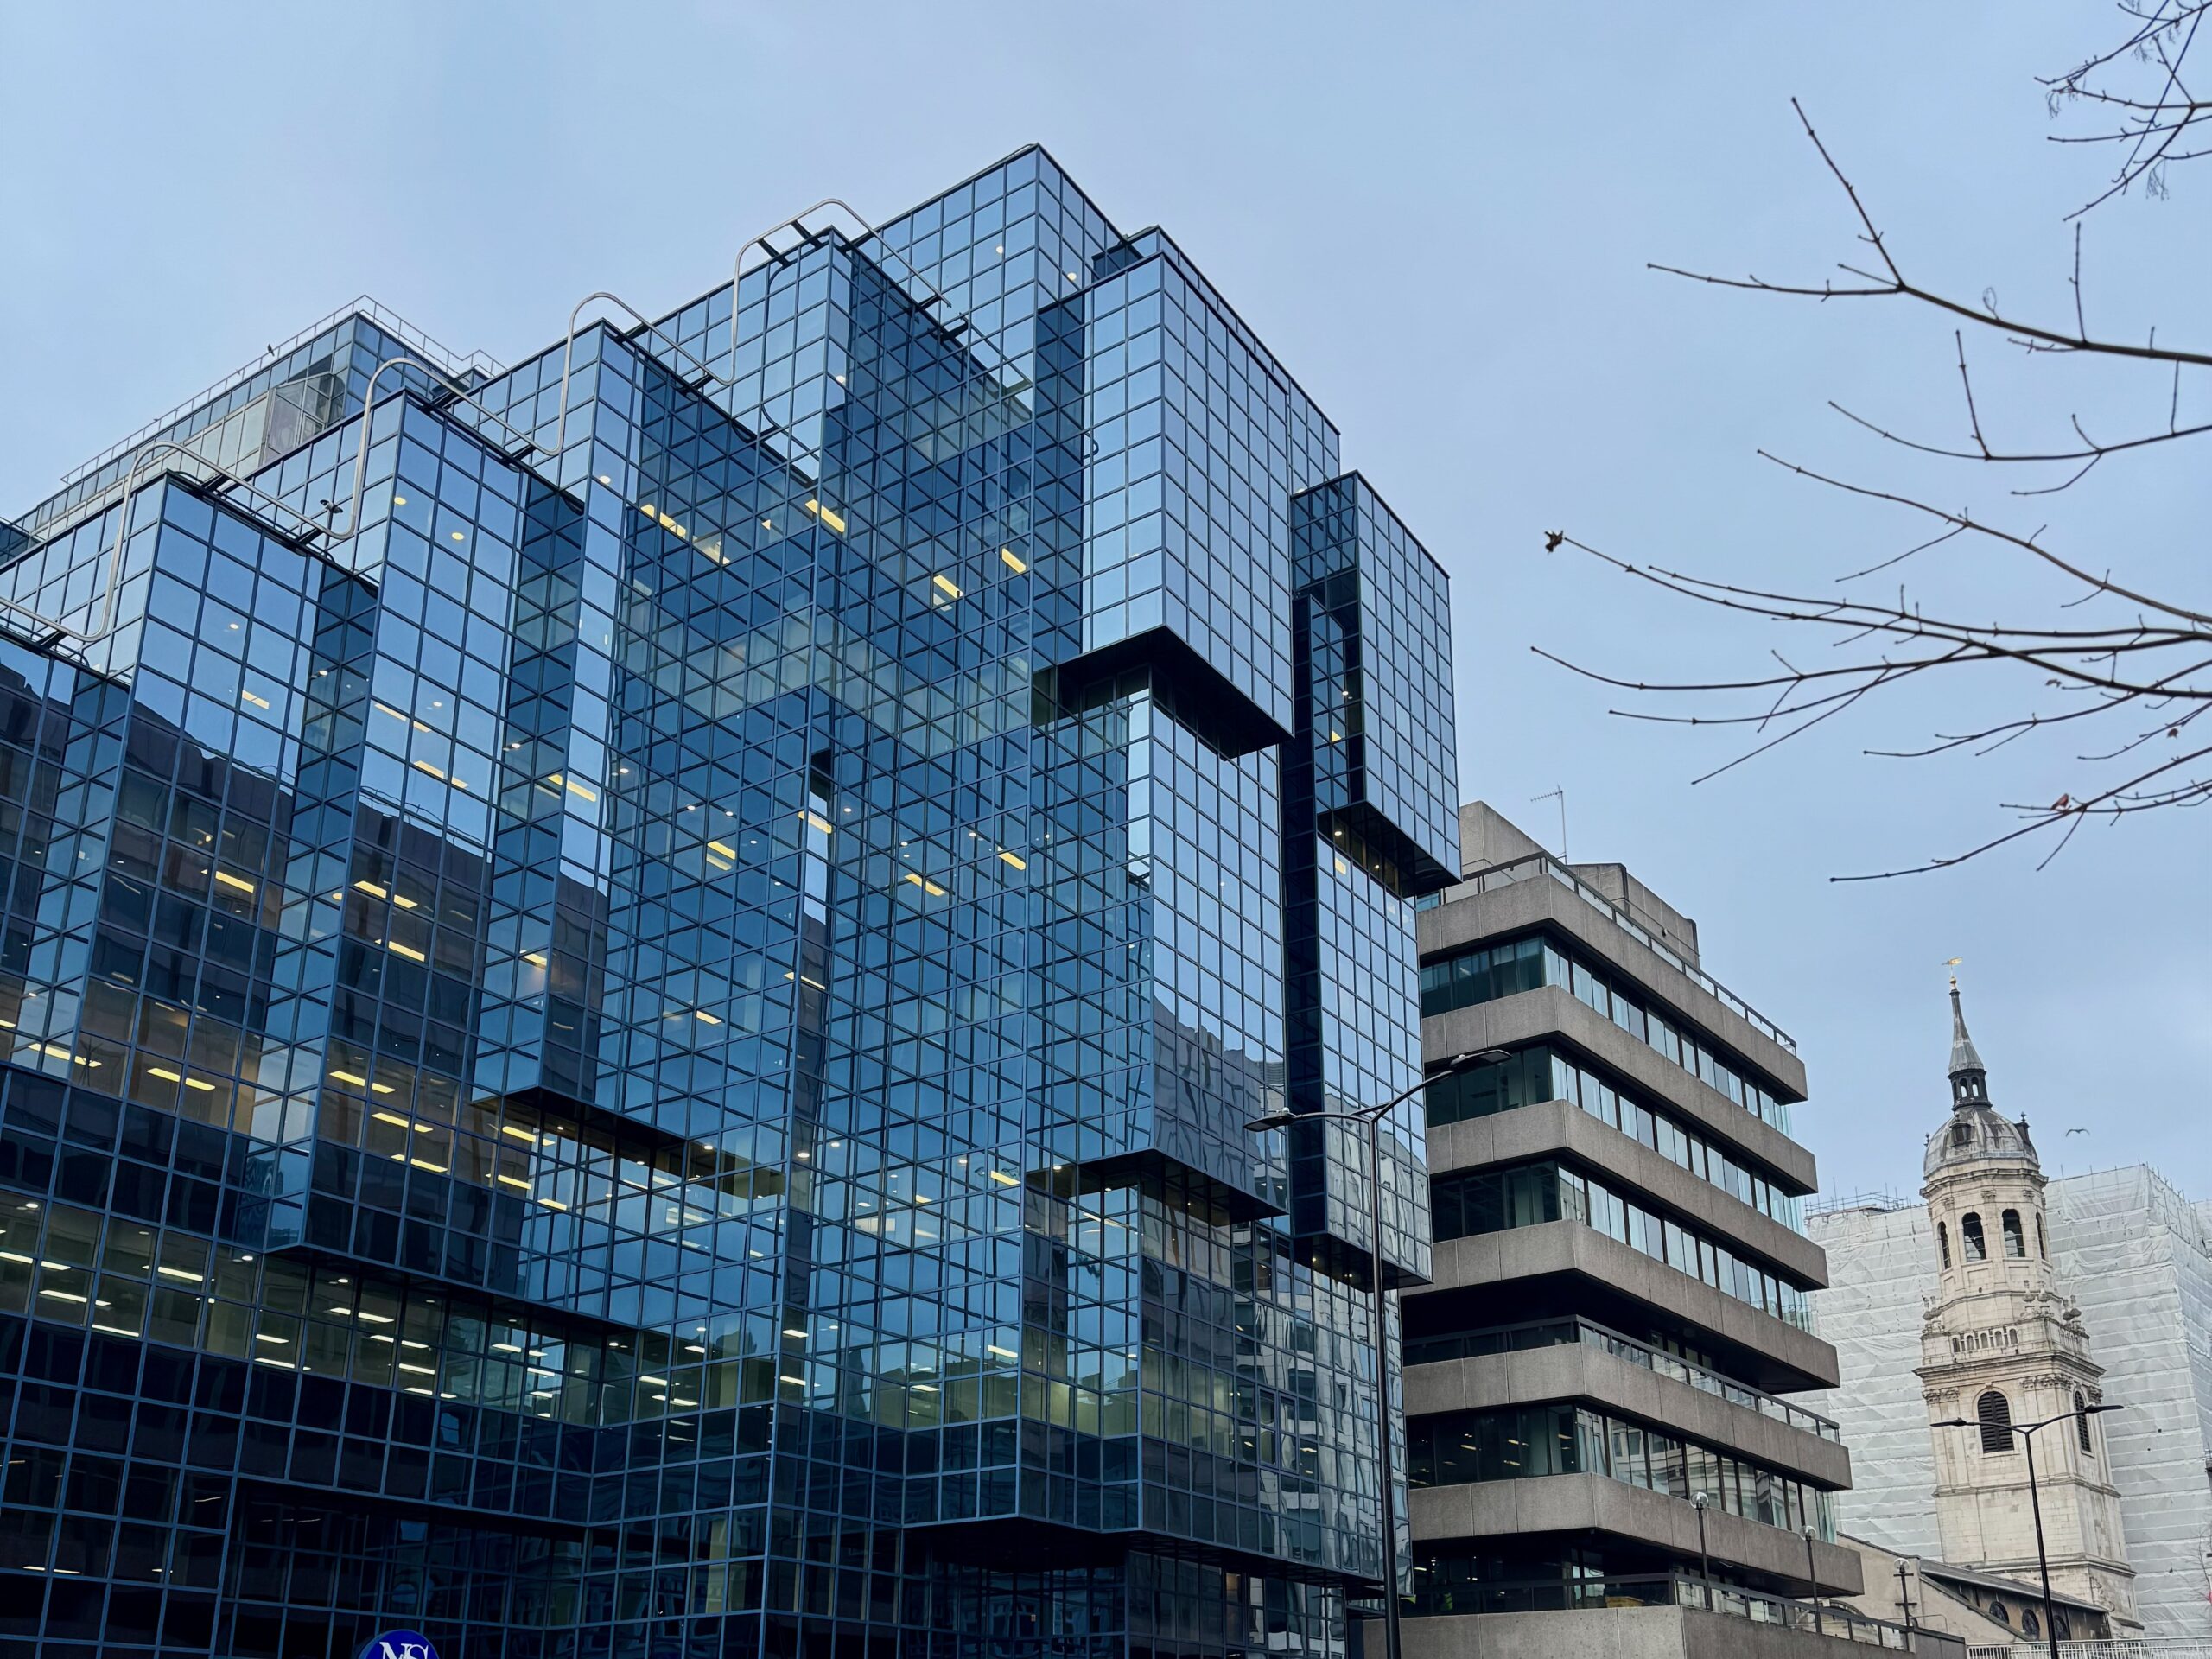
[1913,982,2138,1630]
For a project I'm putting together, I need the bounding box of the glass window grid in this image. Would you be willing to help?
[1077,253,1300,734]
[0,146,1456,1659]
[1278,461,1453,1285]
[1290,477,1457,880]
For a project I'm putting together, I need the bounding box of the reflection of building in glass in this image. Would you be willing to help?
[0,149,1460,1659]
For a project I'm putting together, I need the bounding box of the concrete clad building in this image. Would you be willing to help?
[1388,805,1951,1656]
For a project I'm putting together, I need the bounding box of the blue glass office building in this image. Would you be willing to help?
[0,149,1459,1659]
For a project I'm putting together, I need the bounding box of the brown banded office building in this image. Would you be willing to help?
[1389,804,1948,1657]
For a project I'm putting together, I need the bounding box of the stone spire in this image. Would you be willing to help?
[1916,972,2137,1631]
[1949,976,1990,1109]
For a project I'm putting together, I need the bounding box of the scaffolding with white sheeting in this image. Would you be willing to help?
[1809,1166,2212,1642]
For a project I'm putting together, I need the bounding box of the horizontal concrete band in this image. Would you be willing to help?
[1409,1473,1865,1597]
[1427,1223,1844,1390]
[1426,985,1817,1192]
[1417,872,1807,1103]
[1395,1605,1911,1659]
[1405,1340,1853,1490]
[1427,1099,1832,1289]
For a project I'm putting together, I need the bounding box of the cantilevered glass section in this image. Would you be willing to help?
[0,148,1458,1659]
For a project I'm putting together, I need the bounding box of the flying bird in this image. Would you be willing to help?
[2065,1128,2088,1138]
[1543,531,1564,552]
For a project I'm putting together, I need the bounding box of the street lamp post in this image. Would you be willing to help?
[1802,1527,1822,1634]
[1933,1402,2122,1659]
[1690,1491,1713,1610]
[1894,1558,1916,1630]
[1247,1047,1508,1659]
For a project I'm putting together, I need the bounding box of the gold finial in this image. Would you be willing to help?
[1944,956,1962,989]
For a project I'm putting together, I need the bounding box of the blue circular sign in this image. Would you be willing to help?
[359,1636,440,1659]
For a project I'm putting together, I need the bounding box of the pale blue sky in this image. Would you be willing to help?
[1,3,2203,1198]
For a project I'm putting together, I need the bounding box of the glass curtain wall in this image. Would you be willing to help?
[0,149,1459,1659]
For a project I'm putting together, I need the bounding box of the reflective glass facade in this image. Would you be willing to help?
[0,148,1458,1659]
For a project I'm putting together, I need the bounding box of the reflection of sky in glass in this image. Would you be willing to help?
[0,143,1467,1659]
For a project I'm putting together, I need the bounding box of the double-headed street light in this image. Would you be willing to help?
[1932,1402,2123,1659]
[1247,1046,1511,1659]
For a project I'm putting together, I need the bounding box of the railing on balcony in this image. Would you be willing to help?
[1408,1571,1961,1653]
[1420,851,1798,1053]
[1407,1314,1842,1442]
[1967,1645,2212,1659]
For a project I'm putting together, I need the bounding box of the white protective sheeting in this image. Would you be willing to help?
[1807,1200,1942,1555]
[1809,1167,2212,1641]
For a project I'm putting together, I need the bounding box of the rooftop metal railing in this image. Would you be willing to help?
[52,296,499,494]
[1806,1188,1914,1220]
[0,441,332,647]
[1424,851,1798,1053]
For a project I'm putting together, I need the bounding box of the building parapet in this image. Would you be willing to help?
[1395,1575,1961,1656]
[1421,849,1798,1054]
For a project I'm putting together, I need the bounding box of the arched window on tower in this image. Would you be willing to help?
[1962,1212,1986,1261]
[2075,1392,2094,1454]
[1978,1389,2014,1452]
[1937,1223,1951,1269]
[2037,1216,2047,1260]
[2002,1210,2025,1258]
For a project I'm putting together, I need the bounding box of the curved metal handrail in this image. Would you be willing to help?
[550,292,732,462]
[730,198,1003,378]
[340,355,544,538]
[0,441,330,647]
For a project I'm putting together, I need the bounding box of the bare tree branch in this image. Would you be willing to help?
[1652,99,2210,366]
[1751,452,2212,627]
[1549,9,2207,875]
[2043,0,2212,214]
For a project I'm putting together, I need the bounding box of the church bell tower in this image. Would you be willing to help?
[1916,979,2138,1634]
